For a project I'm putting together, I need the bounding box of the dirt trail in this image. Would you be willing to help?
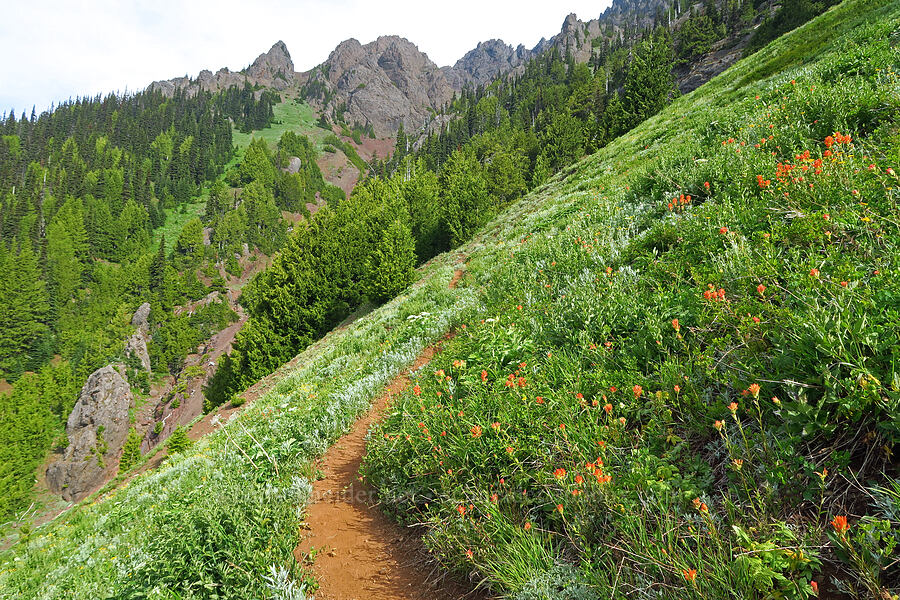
[294,268,482,600]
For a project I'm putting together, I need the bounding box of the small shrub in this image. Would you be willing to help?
[166,426,192,454]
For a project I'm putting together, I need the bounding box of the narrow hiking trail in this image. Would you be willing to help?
[294,268,485,600]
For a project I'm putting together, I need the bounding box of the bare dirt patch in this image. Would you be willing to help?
[317,149,359,197]
[294,336,486,600]
[293,263,482,600]
[346,135,396,164]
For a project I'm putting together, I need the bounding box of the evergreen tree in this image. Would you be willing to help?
[118,427,143,472]
[173,218,204,270]
[166,426,192,454]
[0,241,50,377]
[364,218,417,303]
[440,150,491,247]
[623,29,678,127]
[603,91,630,140]
[46,196,88,320]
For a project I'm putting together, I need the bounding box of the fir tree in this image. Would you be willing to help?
[364,218,417,303]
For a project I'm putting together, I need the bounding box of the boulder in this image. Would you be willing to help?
[46,366,134,501]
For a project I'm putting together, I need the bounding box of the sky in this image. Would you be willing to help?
[0,0,613,114]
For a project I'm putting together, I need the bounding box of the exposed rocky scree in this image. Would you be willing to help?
[46,366,133,501]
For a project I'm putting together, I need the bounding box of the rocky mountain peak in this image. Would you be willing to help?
[149,40,296,97]
[246,40,295,90]
[444,39,531,90]
[302,35,451,137]
[561,12,581,33]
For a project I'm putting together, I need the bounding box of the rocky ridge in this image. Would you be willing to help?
[148,40,296,97]
[146,1,775,151]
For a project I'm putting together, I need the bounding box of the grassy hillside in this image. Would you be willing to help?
[230,99,330,164]
[1,1,898,598]
[364,2,900,598]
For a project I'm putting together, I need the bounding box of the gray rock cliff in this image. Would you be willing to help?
[46,366,134,501]
[148,41,295,97]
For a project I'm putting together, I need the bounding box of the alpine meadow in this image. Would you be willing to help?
[0,1,898,599]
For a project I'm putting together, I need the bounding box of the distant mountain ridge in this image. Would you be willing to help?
[147,0,771,137]
[148,40,296,97]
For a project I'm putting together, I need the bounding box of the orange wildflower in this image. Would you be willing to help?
[831,515,849,535]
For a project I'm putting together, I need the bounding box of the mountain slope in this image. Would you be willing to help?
[364,1,900,597]
[2,1,898,598]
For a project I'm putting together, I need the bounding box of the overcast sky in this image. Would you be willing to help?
[0,0,613,114]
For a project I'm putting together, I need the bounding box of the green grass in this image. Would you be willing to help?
[156,99,325,249]
[0,253,477,599]
[230,99,328,168]
[3,2,899,599]
[153,200,206,250]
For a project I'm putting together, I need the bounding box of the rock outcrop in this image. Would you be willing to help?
[303,36,455,137]
[125,302,152,371]
[442,40,531,90]
[131,302,151,331]
[46,366,134,501]
[143,0,773,141]
[148,41,295,97]
[125,332,151,371]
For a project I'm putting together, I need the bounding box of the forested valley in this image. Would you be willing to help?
[0,84,290,521]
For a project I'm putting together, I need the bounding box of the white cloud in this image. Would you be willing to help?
[0,0,612,113]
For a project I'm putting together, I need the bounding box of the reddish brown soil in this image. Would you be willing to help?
[343,135,395,164]
[449,268,464,289]
[317,149,359,198]
[294,340,485,600]
[293,265,481,600]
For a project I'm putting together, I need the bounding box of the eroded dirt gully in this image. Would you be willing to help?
[294,268,487,600]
